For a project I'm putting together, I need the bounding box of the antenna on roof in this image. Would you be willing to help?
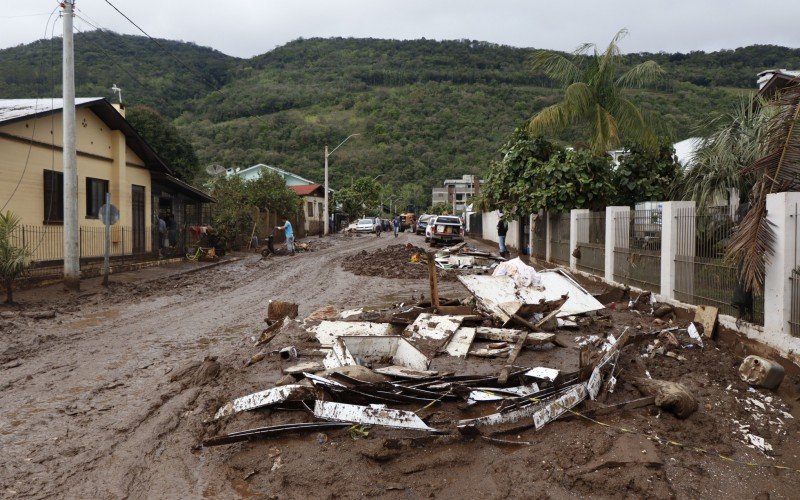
[111,83,122,104]
[205,164,226,176]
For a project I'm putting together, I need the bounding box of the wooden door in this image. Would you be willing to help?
[132,185,146,254]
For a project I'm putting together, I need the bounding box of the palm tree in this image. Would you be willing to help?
[528,29,663,154]
[676,93,769,211]
[727,84,800,293]
[0,211,31,304]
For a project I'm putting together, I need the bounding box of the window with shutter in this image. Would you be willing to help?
[86,177,110,218]
[43,170,64,224]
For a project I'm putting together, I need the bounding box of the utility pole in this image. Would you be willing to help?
[323,145,329,235]
[62,0,80,290]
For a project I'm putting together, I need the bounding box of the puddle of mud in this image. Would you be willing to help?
[67,309,120,329]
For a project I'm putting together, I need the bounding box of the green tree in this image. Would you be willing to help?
[0,211,31,304]
[126,105,200,182]
[247,170,302,216]
[528,29,663,154]
[334,177,381,217]
[675,94,768,211]
[613,140,683,207]
[428,202,452,215]
[209,176,254,248]
[482,128,615,218]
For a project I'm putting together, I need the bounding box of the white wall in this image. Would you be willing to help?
[481,210,520,249]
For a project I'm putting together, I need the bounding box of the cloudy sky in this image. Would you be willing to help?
[2,0,799,58]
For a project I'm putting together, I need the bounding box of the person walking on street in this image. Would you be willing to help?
[277,217,295,255]
[497,216,509,258]
[393,215,400,238]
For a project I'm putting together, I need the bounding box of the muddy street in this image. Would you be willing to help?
[0,232,437,498]
[2,232,800,499]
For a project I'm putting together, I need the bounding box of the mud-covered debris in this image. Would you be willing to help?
[313,401,439,431]
[630,377,698,418]
[214,384,317,420]
[739,355,785,390]
[267,300,299,322]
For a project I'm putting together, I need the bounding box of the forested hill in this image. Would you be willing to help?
[1,32,798,202]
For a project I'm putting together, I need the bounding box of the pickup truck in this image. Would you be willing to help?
[427,215,464,246]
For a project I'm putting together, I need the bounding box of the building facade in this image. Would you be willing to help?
[431,174,482,213]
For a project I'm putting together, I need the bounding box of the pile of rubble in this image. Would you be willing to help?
[202,259,778,450]
[342,244,459,281]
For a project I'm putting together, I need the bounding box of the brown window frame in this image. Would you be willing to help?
[85,177,110,219]
[43,169,64,224]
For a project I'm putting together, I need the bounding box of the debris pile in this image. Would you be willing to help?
[203,257,797,472]
[342,244,458,281]
[433,242,504,271]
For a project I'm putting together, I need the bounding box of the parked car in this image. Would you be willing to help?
[416,214,433,235]
[355,218,378,233]
[427,215,464,246]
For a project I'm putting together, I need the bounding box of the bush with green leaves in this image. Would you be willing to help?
[612,140,683,207]
[0,211,31,304]
[333,177,381,218]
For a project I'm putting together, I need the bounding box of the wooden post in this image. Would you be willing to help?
[427,252,439,311]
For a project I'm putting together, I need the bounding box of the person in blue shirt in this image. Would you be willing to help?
[276,217,295,256]
[392,215,400,238]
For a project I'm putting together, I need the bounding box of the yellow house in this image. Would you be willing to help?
[0,97,213,264]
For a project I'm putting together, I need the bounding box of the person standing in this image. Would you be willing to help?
[277,217,295,255]
[497,216,509,258]
[393,215,400,238]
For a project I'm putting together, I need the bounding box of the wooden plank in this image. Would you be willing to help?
[427,252,440,310]
[444,327,476,357]
[694,305,719,339]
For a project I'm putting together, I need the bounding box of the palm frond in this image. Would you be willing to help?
[591,104,619,153]
[727,84,800,293]
[616,60,664,88]
[531,51,581,85]
[528,102,571,136]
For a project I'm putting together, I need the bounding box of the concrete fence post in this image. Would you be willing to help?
[764,193,800,339]
[660,201,695,300]
[529,213,535,259]
[545,211,552,262]
[570,209,589,270]
[605,206,629,283]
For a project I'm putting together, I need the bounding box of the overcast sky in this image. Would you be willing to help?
[2,0,799,58]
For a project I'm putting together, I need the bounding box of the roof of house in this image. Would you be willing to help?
[227,163,318,185]
[0,97,174,176]
[756,69,800,99]
[289,183,324,196]
[673,137,703,169]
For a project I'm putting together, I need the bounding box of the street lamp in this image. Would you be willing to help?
[324,133,360,235]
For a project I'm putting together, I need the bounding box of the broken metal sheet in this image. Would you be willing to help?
[443,327,476,357]
[214,385,314,420]
[313,401,438,431]
[536,270,605,318]
[523,367,560,383]
[303,372,347,387]
[203,422,351,447]
[468,383,540,404]
[323,336,429,371]
[373,366,439,378]
[532,384,588,429]
[314,321,396,346]
[458,275,527,323]
[405,314,465,341]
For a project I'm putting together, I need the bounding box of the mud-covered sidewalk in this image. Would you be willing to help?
[2,232,800,498]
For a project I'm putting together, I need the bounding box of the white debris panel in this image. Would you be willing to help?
[314,321,396,346]
[313,401,438,431]
[214,384,314,420]
[443,327,476,357]
[323,335,430,371]
[405,314,465,341]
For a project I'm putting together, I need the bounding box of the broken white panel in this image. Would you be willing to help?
[519,269,605,318]
[405,314,465,341]
[532,384,589,430]
[469,347,512,357]
[323,335,429,371]
[746,433,773,452]
[524,367,560,382]
[436,255,476,267]
[313,401,437,431]
[339,308,363,319]
[587,366,603,400]
[458,275,525,323]
[373,366,439,378]
[303,372,346,388]
[214,385,312,420]
[444,327,476,357]
[314,321,395,346]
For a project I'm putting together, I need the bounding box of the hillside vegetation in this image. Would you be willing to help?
[1,32,798,203]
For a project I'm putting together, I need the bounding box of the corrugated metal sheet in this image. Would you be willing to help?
[0,98,102,123]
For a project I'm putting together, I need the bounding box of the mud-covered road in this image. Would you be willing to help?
[0,232,444,498]
[3,231,800,499]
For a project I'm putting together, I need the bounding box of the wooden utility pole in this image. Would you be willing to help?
[427,252,439,311]
[62,0,80,290]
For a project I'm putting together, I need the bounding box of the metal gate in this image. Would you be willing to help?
[532,214,546,260]
[549,213,570,266]
[613,208,661,293]
[576,211,605,276]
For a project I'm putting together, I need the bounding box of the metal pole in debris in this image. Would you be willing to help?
[102,192,111,287]
[62,0,80,290]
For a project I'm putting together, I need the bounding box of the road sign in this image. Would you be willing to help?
[99,203,120,225]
